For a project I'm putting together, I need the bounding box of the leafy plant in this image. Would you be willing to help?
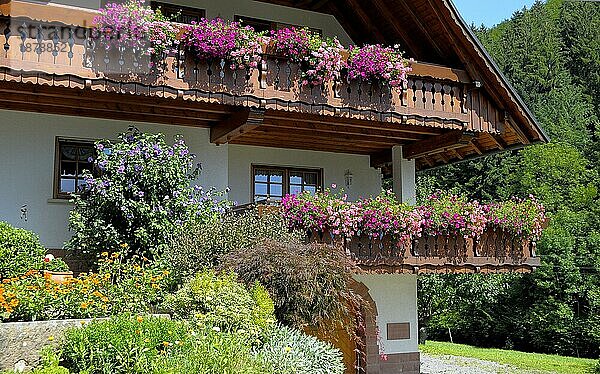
[180,18,265,70]
[257,324,345,374]
[61,314,273,374]
[163,270,275,338]
[161,208,303,280]
[0,221,68,279]
[66,128,229,259]
[221,240,362,334]
[270,27,345,87]
[94,0,179,56]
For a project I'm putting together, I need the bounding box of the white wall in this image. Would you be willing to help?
[227,144,382,205]
[354,274,419,354]
[0,109,228,249]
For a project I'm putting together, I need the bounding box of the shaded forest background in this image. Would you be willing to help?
[417,0,600,358]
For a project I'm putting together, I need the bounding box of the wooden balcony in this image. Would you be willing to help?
[0,5,539,169]
[308,228,541,274]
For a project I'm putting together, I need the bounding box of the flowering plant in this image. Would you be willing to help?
[420,193,488,238]
[270,27,345,87]
[346,44,412,88]
[67,128,229,259]
[486,196,546,242]
[180,18,265,70]
[94,0,179,56]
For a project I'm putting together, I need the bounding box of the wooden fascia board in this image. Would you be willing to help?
[210,108,265,145]
[403,130,475,159]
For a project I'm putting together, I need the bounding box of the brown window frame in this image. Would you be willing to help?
[150,2,206,24]
[53,138,96,200]
[251,164,323,202]
[234,15,322,35]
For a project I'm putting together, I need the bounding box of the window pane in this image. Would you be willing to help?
[269,171,283,183]
[304,185,317,195]
[304,172,318,186]
[290,172,302,185]
[290,185,302,195]
[255,183,268,196]
[60,162,76,177]
[269,184,283,197]
[60,178,76,193]
[61,146,78,161]
[254,172,268,182]
[76,178,88,192]
[78,146,94,162]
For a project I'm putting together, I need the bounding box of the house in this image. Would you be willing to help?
[0,0,547,373]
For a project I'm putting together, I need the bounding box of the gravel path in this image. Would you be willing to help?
[420,353,550,374]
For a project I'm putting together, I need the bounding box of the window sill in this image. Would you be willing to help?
[47,198,73,205]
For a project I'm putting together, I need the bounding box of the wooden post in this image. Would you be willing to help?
[392,145,416,204]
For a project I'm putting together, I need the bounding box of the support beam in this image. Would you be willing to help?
[402,130,475,159]
[392,146,416,205]
[210,108,265,145]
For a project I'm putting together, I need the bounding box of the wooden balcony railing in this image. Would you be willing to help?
[0,16,493,131]
[307,228,540,274]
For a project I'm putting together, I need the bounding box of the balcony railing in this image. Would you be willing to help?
[0,16,488,131]
[307,228,540,273]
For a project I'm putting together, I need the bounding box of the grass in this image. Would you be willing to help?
[420,341,597,374]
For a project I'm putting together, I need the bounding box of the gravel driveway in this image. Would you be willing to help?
[420,353,551,374]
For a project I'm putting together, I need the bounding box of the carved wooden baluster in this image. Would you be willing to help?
[259,57,267,89]
[19,22,27,59]
[3,19,10,57]
[207,59,213,87]
[51,26,59,63]
[67,28,75,65]
[274,58,280,88]
[285,60,292,89]
[35,24,43,62]
[219,59,225,85]
[118,44,125,72]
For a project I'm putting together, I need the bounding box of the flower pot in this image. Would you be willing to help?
[43,270,73,284]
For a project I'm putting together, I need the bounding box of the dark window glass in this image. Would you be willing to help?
[151,2,205,24]
[54,140,95,199]
[235,15,322,35]
[252,166,322,202]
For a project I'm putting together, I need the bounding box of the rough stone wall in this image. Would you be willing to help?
[0,318,103,372]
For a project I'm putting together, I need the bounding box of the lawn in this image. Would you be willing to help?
[420,341,597,374]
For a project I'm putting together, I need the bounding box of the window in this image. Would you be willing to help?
[54,139,95,199]
[235,15,322,35]
[252,165,323,202]
[151,2,205,24]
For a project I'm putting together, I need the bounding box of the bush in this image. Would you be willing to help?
[1,253,170,322]
[257,325,345,374]
[221,240,362,333]
[162,209,303,280]
[163,270,275,338]
[61,314,272,374]
[66,128,228,259]
[0,222,67,279]
[595,359,600,374]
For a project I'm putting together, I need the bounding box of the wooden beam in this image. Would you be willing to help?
[403,130,475,159]
[210,108,265,145]
[262,121,424,141]
[370,149,393,168]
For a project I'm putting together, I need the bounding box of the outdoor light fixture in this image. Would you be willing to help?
[344,169,353,188]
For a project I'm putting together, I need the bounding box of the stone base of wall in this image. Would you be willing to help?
[0,318,103,372]
[375,352,420,374]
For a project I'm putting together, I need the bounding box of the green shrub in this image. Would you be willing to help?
[0,222,68,279]
[161,209,303,280]
[66,128,228,259]
[595,359,600,374]
[257,325,345,374]
[163,270,275,338]
[61,314,272,374]
[221,240,362,333]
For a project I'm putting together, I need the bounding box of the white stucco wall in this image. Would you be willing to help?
[354,274,419,354]
[227,144,382,205]
[0,109,228,249]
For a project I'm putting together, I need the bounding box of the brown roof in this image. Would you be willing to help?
[257,0,549,146]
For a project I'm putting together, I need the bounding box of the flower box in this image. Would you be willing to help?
[42,270,74,284]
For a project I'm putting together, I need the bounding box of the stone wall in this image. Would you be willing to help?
[0,318,103,372]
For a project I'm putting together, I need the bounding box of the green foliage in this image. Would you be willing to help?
[60,314,272,374]
[418,0,600,359]
[221,240,362,333]
[161,209,303,280]
[66,128,228,259]
[257,325,345,374]
[0,222,68,279]
[163,270,275,338]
